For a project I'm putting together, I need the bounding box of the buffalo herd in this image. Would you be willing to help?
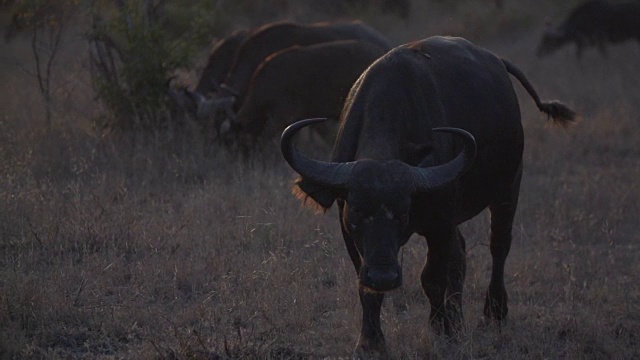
[170,20,391,152]
[168,4,598,356]
[170,1,638,152]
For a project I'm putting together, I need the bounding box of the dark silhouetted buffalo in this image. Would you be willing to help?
[166,29,248,132]
[213,20,390,108]
[195,29,249,96]
[537,0,640,58]
[218,40,388,152]
[281,36,575,357]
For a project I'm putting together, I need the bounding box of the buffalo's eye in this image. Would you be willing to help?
[397,213,409,226]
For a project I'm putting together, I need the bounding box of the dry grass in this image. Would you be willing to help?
[2,1,639,358]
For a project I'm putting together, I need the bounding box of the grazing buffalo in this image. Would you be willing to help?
[212,20,391,108]
[195,29,249,96]
[219,40,388,151]
[281,36,575,357]
[166,29,248,131]
[537,0,640,58]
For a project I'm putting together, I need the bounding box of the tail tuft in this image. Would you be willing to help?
[538,100,577,127]
[502,58,578,128]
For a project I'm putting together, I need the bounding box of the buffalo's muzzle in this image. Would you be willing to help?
[360,264,402,291]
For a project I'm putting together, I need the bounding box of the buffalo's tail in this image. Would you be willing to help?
[502,58,576,127]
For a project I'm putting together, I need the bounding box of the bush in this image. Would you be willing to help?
[87,0,227,133]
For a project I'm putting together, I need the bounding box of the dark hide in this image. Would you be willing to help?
[167,29,248,140]
[195,29,249,96]
[218,20,391,107]
[537,0,640,58]
[282,36,575,357]
[223,40,388,152]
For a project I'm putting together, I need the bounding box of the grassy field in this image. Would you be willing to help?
[1,0,639,358]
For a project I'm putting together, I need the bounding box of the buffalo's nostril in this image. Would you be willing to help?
[361,266,402,291]
[369,268,399,284]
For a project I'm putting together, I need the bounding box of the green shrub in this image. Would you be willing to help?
[87,0,227,133]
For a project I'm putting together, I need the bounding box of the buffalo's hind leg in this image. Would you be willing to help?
[446,228,467,331]
[484,163,522,322]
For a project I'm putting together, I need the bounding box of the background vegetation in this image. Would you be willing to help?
[1,0,639,358]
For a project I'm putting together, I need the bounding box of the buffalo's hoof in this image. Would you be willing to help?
[483,289,508,321]
[429,318,463,340]
[429,307,464,339]
[354,338,389,359]
[353,348,390,360]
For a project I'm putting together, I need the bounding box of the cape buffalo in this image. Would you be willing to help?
[281,36,575,356]
[219,40,388,152]
[195,29,249,96]
[537,0,640,58]
[166,29,248,131]
[211,20,391,109]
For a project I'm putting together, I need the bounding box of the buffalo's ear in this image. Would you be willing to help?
[404,142,434,167]
[293,177,338,213]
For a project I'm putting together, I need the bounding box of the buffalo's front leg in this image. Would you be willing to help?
[421,226,465,337]
[355,287,388,358]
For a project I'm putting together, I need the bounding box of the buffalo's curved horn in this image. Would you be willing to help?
[212,95,236,108]
[410,127,477,192]
[192,91,235,108]
[190,90,208,104]
[194,94,236,121]
[212,96,237,124]
[210,79,221,91]
[220,83,240,97]
[281,118,355,189]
